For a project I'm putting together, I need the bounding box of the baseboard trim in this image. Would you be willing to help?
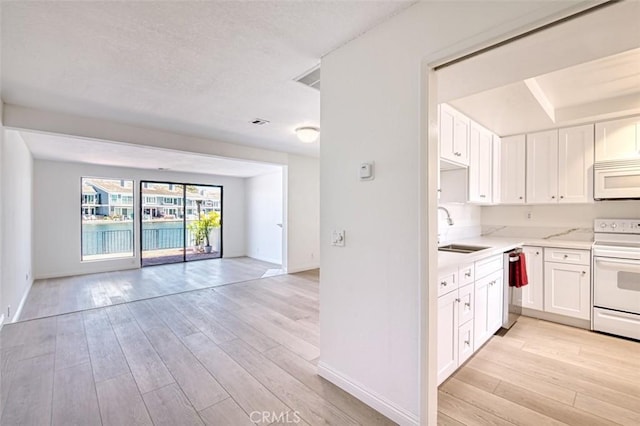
[12,279,33,322]
[317,361,419,426]
[521,308,590,329]
[285,264,320,274]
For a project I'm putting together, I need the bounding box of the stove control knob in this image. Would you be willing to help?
[600,223,607,228]
[610,223,618,229]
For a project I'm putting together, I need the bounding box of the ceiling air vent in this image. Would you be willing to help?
[251,118,270,125]
[295,65,320,91]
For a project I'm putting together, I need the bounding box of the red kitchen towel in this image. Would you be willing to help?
[509,252,529,288]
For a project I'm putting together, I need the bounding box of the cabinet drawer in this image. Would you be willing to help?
[459,263,475,286]
[438,267,459,297]
[458,321,474,365]
[475,254,503,279]
[544,247,590,266]
[458,283,475,326]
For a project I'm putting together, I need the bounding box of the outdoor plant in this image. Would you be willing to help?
[189,211,221,252]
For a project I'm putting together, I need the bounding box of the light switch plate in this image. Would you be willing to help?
[331,230,346,247]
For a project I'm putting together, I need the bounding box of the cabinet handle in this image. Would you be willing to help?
[454,152,462,157]
[440,281,447,287]
[456,298,461,303]
[465,302,470,308]
[536,251,540,255]
[551,195,556,199]
[519,196,523,200]
[582,271,586,275]
[464,340,470,346]
[560,195,564,199]
[563,254,568,259]
[480,194,486,198]
[465,271,471,277]
[489,280,495,286]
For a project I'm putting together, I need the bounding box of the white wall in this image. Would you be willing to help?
[245,170,283,265]
[319,1,599,424]
[285,155,320,273]
[1,131,34,322]
[482,201,640,229]
[33,160,246,279]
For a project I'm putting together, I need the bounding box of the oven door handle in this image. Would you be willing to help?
[595,257,640,273]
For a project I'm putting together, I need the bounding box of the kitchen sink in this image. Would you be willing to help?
[438,244,490,254]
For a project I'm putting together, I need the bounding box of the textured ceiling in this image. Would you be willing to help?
[1,1,414,157]
[21,131,282,178]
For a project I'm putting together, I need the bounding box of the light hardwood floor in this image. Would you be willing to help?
[1,270,395,426]
[2,266,639,425]
[18,257,282,321]
[439,316,640,426]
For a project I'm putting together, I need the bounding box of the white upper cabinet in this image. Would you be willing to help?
[527,126,594,204]
[468,121,493,203]
[498,134,526,204]
[526,130,559,204]
[558,124,594,203]
[440,104,470,166]
[595,116,640,162]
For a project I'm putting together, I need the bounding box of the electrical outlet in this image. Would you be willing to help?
[527,211,533,220]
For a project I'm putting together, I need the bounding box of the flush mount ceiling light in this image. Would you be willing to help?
[295,126,320,143]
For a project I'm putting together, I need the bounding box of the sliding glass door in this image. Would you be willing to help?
[140,181,223,266]
[185,185,223,262]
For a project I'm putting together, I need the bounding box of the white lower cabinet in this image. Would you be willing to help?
[437,290,459,384]
[474,270,504,351]
[458,319,474,365]
[521,246,544,311]
[544,261,591,320]
[515,247,592,323]
[438,255,501,385]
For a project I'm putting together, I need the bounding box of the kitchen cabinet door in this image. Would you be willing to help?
[595,116,640,162]
[468,122,493,203]
[499,134,526,204]
[458,283,475,326]
[458,321,474,366]
[474,270,502,351]
[487,272,504,335]
[437,291,459,385]
[440,104,470,166]
[521,246,544,311]
[558,124,594,203]
[544,261,591,320]
[526,130,559,204]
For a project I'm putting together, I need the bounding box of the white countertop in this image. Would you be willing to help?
[438,236,593,270]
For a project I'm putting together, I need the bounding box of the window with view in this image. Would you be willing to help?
[81,177,134,261]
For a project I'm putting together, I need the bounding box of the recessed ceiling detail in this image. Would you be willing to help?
[450,47,640,136]
[21,131,282,178]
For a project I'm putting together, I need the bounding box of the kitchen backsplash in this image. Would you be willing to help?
[481,201,640,228]
[438,202,481,244]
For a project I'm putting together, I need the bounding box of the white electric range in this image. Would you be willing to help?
[592,219,640,340]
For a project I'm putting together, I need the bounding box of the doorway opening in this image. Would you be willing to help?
[140,181,223,266]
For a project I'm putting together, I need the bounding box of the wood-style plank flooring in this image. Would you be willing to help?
[1,270,395,426]
[19,257,282,321]
[3,265,639,425]
[439,316,640,426]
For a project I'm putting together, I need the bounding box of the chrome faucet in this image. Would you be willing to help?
[438,206,454,226]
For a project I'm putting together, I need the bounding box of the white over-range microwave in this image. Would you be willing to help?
[594,159,640,200]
